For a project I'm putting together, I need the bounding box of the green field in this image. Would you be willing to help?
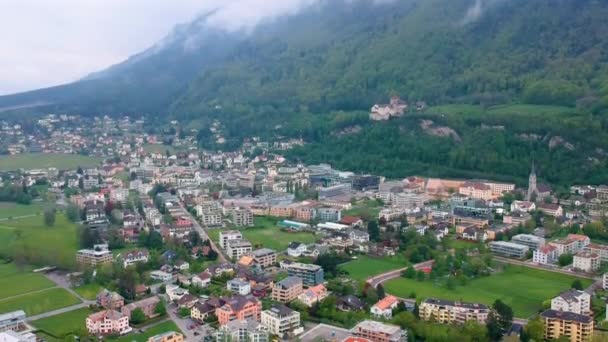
[0,153,101,171]
[107,321,182,342]
[0,287,81,316]
[384,264,592,318]
[0,202,43,219]
[0,214,79,268]
[342,199,383,219]
[208,216,318,251]
[426,103,574,118]
[142,144,183,154]
[340,255,408,281]
[0,267,55,300]
[74,283,104,300]
[33,307,92,340]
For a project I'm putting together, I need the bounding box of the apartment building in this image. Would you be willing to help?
[511,234,545,250]
[76,244,113,266]
[250,248,277,268]
[260,304,301,336]
[215,319,269,342]
[121,296,160,319]
[533,245,558,265]
[316,207,342,223]
[458,182,493,200]
[573,251,600,272]
[227,239,253,260]
[551,289,591,315]
[147,331,184,342]
[284,262,324,286]
[228,279,252,296]
[549,234,591,256]
[271,276,303,303]
[489,241,529,259]
[351,320,407,342]
[86,310,130,335]
[96,289,125,310]
[220,230,243,249]
[232,208,254,227]
[584,243,608,263]
[216,295,262,326]
[420,298,489,324]
[371,295,400,319]
[541,309,593,342]
[121,249,149,268]
[297,284,328,307]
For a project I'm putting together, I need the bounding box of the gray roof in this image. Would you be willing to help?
[540,309,592,323]
[276,276,302,289]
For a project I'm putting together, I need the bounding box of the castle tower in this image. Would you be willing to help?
[526,162,537,201]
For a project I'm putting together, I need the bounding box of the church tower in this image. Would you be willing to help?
[526,162,537,201]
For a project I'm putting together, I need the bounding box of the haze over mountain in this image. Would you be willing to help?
[2,0,608,185]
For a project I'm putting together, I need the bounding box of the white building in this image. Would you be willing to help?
[260,305,301,337]
[604,273,608,290]
[85,310,131,336]
[226,239,253,260]
[227,279,251,296]
[219,230,243,249]
[551,289,591,315]
[573,251,600,272]
[510,201,536,213]
[533,245,558,265]
[150,270,174,283]
[370,295,399,319]
[287,242,308,257]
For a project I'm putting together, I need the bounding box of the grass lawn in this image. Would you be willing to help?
[209,216,318,251]
[107,321,182,342]
[32,307,92,339]
[0,287,81,316]
[0,153,101,171]
[342,199,383,219]
[446,238,480,251]
[340,255,409,281]
[74,283,104,300]
[0,269,55,300]
[0,214,79,268]
[0,202,43,219]
[384,264,593,318]
[142,144,183,154]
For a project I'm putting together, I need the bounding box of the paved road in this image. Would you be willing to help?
[367,260,435,288]
[27,302,89,321]
[167,305,196,340]
[493,256,597,280]
[44,271,95,304]
[178,202,228,263]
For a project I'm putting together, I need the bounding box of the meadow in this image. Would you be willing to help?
[0,287,81,316]
[32,307,93,340]
[208,216,318,251]
[107,321,182,342]
[339,255,408,281]
[0,153,100,171]
[0,214,79,269]
[0,202,43,219]
[384,264,593,318]
[73,283,104,300]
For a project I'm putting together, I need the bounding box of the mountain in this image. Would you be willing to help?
[2,0,608,185]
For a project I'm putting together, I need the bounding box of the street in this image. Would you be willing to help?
[178,202,228,263]
[366,260,434,288]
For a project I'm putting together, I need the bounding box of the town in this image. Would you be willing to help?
[1,114,608,342]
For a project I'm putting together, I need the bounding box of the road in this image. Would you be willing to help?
[366,260,434,288]
[178,202,228,263]
[166,304,197,340]
[493,256,597,280]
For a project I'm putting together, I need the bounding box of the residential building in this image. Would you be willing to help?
[220,230,243,249]
[351,320,407,342]
[533,245,558,265]
[0,310,27,333]
[371,295,400,319]
[349,230,370,244]
[76,244,113,266]
[121,296,161,319]
[420,298,489,324]
[318,183,351,200]
[86,310,131,336]
[297,284,328,307]
[551,289,591,315]
[549,234,591,256]
[150,270,174,283]
[121,249,149,268]
[271,276,303,303]
[227,239,253,260]
[511,234,545,250]
[604,273,608,290]
[191,298,226,322]
[538,203,564,217]
[232,208,254,227]
[510,201,536,213]
[166,285,188,302]
[0,331,36,342]
[97,289,125,310]
[261,304,301,337]
[287,242,308,257]
[316,207,342,222]
[540,309,593,342]
[250,248,277,268]
[228,279,252,296]
[573,251,600,272]
[192,272,212,288]
[216,295,262,326]
[284,262,324,286]
[584,243,608,263]
[458,182,493,200]
[215,319,269,342]
[489,241,529,259]
[147,331,184,342]
[337,295,366,312]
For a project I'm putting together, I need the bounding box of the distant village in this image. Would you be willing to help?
[2,113,608,342]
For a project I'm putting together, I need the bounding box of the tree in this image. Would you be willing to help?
[155,300,167,316]
[521,317,544,342]
[43,207,56,227]
[416,270,426,282]
[402,267,416,279]
[571,279,583,290]
[367,220,380,242]
[486,300,513,341]
[66,204,80,222]
[376,284,386,299]
[462,320,489,342]
[130,308,146,324]
[558,253,573,267]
